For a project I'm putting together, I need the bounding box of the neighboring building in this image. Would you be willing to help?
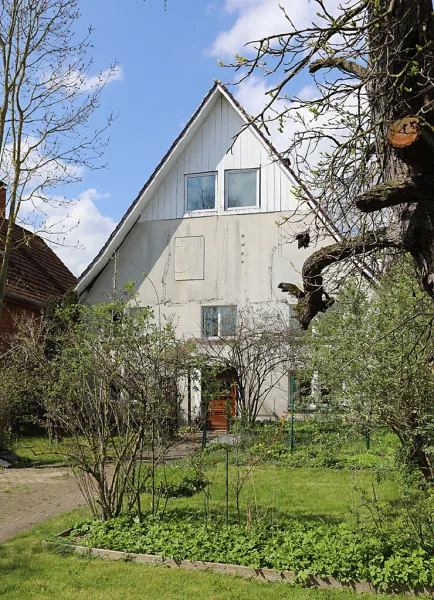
[0,182,76,341]
[75,83,336,425]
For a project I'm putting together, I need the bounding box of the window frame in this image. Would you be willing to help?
[224,168,260,211]
[184,171,218,214]
[201,305,237,339]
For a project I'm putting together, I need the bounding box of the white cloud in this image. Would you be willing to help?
[41,188,117,277]
[79,65,124,92]
[296,85,319,102]
[209,0,342,58]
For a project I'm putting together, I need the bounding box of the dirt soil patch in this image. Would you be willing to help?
[0,433,217,543]
[0,467,84,543]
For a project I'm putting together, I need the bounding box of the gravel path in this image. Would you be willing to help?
[0,433,215,543]
[0,467,84,542]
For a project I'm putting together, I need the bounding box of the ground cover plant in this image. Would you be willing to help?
[0,511,412,600]
[65,461,433,589]
[243,420,399,471]
[68,511,434,588]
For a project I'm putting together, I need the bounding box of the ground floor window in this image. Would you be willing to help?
[201,305,237,338]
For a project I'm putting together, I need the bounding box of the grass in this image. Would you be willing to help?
[0,510,415,600]
[0,428,417,597]
[10,435,67,467]
[137,462,400,525]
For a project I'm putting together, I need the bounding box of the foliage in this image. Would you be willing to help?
[0,316,43,449]
[0,512,396,600]
[69,510,434,588]
[306,261,434,479]
[141,462,208,499]
[2,288,204,519]
[206,416,398,472]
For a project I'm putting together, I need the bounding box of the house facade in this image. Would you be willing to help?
[0,182,76,346]
[75,84,336,424]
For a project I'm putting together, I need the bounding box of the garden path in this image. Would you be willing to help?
[0,434,215,543]
[0,466,83,543]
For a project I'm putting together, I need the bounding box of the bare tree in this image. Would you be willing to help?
[0,0,117,318]
[2,292,201,520]
[223,1,434,328]
[199,303,302,425]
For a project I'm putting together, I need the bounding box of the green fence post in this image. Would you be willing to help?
[289,375,296,453]
[365,429,370,450]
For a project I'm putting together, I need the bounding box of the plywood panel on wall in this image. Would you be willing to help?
[174,236,205,280]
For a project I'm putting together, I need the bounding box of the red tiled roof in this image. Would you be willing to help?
[1,220,76,307]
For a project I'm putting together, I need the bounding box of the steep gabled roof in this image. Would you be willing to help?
[2,220,76,307]
[75,83,341,296]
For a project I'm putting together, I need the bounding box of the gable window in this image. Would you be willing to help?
[202,306,237,338]
[225,169,259,209]
[186,173,216,211]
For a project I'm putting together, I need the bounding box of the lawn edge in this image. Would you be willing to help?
[42,540,434,596]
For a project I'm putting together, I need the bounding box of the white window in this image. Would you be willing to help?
[202,306,237,338]
[225,169,259,209]
[185,172,216,212]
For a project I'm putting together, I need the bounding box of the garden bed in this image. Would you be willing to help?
[52,512,434,595]
[43,538,434,597]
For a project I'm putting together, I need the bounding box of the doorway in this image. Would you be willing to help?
[203,368,237,431]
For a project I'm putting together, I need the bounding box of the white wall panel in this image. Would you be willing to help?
[138,93,297,222]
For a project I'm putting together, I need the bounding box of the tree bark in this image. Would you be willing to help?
[309,57,368,79]
[356,175,434,213]
[280,227,403,329]
[291,1,434,329]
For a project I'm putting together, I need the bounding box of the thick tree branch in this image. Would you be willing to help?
[388,116,434,172]
[277,282,305,299]
[356,174,434,213]
[279,228,403,329]
[309,57,368,79]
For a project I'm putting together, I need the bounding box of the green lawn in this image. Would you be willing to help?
[138,462,400,526]
[0,510,413,600]
[10,435,67,467]
[0,433,414,599]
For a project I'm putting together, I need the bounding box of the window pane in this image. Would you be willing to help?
[220,306,237,336]
[202,306,218,337]
[187,174,216,211]
[202,306,237,337]
[227,170,257,208]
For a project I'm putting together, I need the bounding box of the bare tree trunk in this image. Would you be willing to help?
[367,0,434,300]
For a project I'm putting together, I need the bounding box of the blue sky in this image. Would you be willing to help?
[51,0,322,275]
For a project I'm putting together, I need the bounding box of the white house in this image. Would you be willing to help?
[75,83,337,426]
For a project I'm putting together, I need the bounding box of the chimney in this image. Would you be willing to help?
[0,181,6,221]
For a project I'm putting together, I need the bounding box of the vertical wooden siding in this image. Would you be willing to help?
[141,95,297,222]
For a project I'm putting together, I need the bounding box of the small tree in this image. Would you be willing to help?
[200,303,302,425]
[5,291,201,519]
[307,260,434,480]
[0,313,44,448]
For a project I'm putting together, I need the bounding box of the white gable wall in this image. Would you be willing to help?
[140,94,297,222]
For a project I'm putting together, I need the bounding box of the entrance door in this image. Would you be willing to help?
[207,369,236,431]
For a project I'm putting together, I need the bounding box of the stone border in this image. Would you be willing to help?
[43,539,434,596]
